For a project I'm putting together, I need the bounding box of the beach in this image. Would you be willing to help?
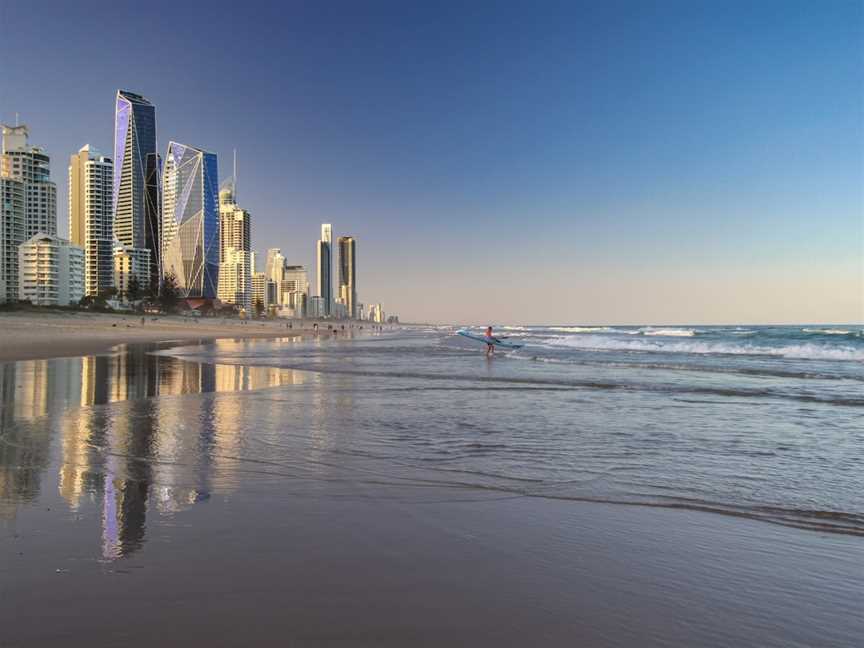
[1,325,862,646]
[0,310,344,362]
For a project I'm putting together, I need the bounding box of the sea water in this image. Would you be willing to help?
[149,324,864,535]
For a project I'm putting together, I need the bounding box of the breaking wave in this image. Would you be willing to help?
[639,327,697,337]
[803,328,861,337]
[548,326,615,333]
[542,336,864,361]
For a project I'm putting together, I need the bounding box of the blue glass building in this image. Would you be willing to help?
[113,90,160,287]
[161,142,219,299]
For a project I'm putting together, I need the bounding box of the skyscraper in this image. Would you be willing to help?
[1,124,57,301]
[218,185,251,260]
[161,142,219,299]
[0,176,24,303]
[217,184,252,310]
[113,90,160,288]
[1,124,57,238]
[265,248,286,285]
[69,145,113,297]
[316,223,332,316]
[337,236,357,319]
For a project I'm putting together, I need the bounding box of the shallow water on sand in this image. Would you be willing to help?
[160,327,864,535]
[1,331,862,646]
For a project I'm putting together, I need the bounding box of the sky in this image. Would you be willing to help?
[1,0,862,324]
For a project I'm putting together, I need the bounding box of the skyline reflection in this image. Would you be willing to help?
[0,341,306,558]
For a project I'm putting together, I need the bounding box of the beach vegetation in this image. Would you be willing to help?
[159,272,180,313]
[126,276,142,302]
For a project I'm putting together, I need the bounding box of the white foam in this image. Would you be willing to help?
[803,328,853,335]
[543,335,864,362]
[549,326,614,333]
[640,327,697,337]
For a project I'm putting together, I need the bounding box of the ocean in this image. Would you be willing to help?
[155,323,864,535]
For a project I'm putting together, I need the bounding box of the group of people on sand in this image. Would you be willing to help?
[310,322,387,336]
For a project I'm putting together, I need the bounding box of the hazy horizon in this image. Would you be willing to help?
[1,0,861,324]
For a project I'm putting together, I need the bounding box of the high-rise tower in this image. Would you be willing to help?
[316,223,332,316]
[69,145,114,297]
[217,184,252,311]
[337,236,356,319]
[161,142,219,299]
[113,90,160,288]
[218,185,251,260]
[1,124,57,301]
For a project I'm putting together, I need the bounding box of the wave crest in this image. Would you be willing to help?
[640,327,697,337]
[543,336,864,361]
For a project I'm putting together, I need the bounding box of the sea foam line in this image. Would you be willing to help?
[542,336,864,361]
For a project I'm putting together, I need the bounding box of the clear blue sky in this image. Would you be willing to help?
[1,0,861,323]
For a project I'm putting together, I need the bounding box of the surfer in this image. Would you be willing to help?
[485,325,495,356]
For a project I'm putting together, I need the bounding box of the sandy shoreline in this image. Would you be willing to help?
[0,310,347,362]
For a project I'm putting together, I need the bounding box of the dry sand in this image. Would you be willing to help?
[0,310,333,362]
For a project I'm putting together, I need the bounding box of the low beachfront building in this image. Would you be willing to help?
[307,295,326,319]
[113,241,151,300]
[251,271,277,315]
[18,233,84,306]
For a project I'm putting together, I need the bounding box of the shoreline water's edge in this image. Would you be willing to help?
[0,310,355,363]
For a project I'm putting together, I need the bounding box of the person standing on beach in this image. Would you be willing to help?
[485,326,495,356]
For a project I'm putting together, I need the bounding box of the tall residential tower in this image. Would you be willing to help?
[1,124,57,301]
[217,184,252,311]
[316,223,332,316]
[69,145,113,297]
[113,90,160,288]
[337,236,357,319]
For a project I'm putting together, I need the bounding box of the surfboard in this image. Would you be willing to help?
[457,330,524,349]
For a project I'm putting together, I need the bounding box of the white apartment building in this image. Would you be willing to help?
[1,125,57,239]
[265,248,286,285]
[18,233,84,306]
[280,265,309,306]
[1,124,57,302]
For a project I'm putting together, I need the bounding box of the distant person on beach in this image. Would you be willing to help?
[485,326,495,356]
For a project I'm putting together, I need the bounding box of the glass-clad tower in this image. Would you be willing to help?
[161,142,219,299]
[113,90,160,288]
[316,223,332,316]
[337,236,356,319]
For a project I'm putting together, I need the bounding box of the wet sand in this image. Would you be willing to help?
[4,483,861,647]
[0,311,333,362]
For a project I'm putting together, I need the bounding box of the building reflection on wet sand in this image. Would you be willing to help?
[0,343,305,558]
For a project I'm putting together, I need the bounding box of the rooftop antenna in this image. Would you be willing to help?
[15,112,19,126]
[233,148,237,199]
